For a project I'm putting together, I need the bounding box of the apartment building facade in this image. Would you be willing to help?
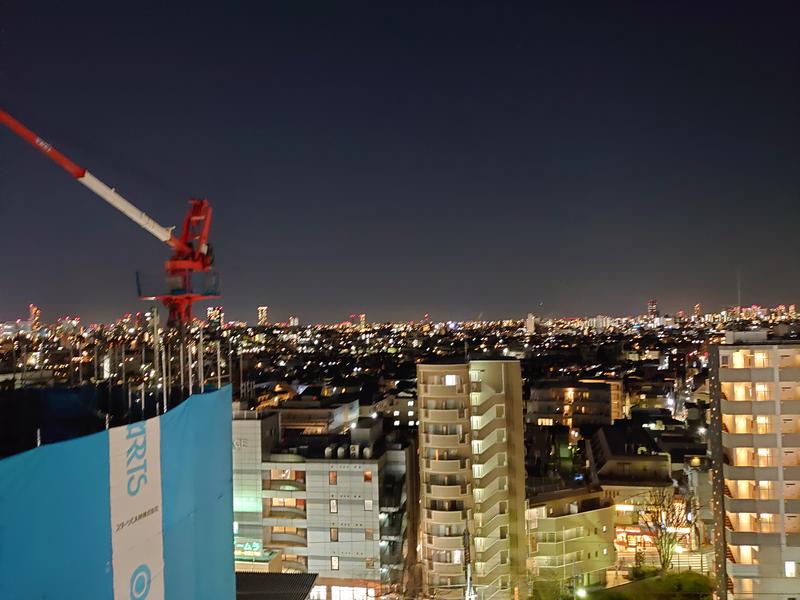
[526,379,615,428]
[417,360,527,600]
[232,410,413,600]
[525,488,616,595]
[710,331,800,600]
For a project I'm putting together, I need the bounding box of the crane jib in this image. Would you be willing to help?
[0,106,215,323]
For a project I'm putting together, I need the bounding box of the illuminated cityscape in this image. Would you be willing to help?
[2,2,799,600]
[3,298,800,599]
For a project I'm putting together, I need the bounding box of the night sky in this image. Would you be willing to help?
[1,1,799,324]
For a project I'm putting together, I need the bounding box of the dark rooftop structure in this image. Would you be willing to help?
[587,421,673,486]
[236,572,318,600]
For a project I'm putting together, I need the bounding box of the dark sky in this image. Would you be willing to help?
[1,1,799,324]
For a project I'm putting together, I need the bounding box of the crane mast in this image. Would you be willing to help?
[0,108,217,324]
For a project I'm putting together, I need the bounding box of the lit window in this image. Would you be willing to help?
[330,499,338,513]
[365,528,373,540]
[394,420,400,426]
[408,400,414,407]
[393,410,400,416]
[602,525,607,532]
[366,557,375,568]
[444,374,459,386]
[331,556,339,571]
[603,548,608,555]
[786,561,797,577]
[408,411,414,417]
[364,470,372,483]
[537,418,553,426]
[364,499,373,511]
[330,527,338,541]
[310,586,327,600]
[758,448,770,457]
[329,471,337,485]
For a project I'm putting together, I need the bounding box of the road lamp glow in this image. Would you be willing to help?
[575,588,587,598]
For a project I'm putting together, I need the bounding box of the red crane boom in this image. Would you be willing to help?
[0,108,217,324]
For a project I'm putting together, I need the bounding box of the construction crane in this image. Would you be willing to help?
[0,108,217,324]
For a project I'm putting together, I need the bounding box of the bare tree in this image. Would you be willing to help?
[639,487,690,573]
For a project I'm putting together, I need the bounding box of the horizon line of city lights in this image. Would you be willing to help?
[1,299,798,333]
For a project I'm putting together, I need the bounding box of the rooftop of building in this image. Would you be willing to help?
[594,421,664,457]
[629,407,684,429]
[720,328,800,346]
[266,417,409,462]
[527,484,611,509]
[417,355,519,365]
[530,378,612,391]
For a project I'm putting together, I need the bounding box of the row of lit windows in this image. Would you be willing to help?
[329,499,373,513]
[329,556,376,570]
[329,527,374,541]
[310,585,377,600]
[328,470,372,485]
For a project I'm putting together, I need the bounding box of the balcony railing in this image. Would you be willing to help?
[425,509,469,524]
[422,408,468,422]
[420,383,467,396]
[264,479,306,492]
[425,457,471,472]
[267,532,307,546]
[426,560,465,576]
[426,483,472,499]
[425,534,463,550]
[264,506,307,520]
[423,433,470,447]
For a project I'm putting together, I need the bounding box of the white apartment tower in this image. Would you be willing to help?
[710,331,800,600]
[417,360,527,600]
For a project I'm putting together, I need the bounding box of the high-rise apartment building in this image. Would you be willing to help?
[28,304,41,332]
[417,360,527,600]
[207,305,225,326]
[258,306,269,326]
[710,330,800,599]
[525,313,536,335]
[647,299,659,318]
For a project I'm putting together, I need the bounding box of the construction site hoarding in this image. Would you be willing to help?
[0,386,235,600]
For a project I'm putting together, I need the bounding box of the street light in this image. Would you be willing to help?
[575,588,587,599]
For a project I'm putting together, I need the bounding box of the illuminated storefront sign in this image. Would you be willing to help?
[234,539,264,559]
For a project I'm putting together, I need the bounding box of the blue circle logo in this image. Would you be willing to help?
[130,564,152,599]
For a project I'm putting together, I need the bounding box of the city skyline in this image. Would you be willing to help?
[3,2,799,323]
[0,299,798,325]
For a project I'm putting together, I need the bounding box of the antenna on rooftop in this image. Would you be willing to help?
[736,268,742,311]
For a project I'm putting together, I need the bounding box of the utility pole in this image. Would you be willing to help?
[216,340,222,389]
[463,529,475,600]
[199,322,205,393]
[121,342,126,390]
[152,305,160,404]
